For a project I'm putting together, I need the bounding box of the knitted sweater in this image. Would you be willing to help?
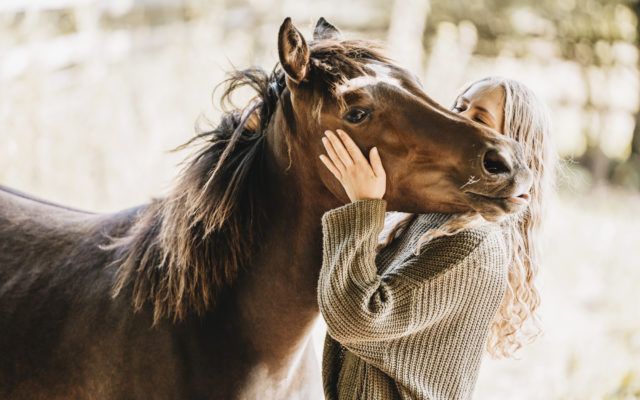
[318,199,508,400]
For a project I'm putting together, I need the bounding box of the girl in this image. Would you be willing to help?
[317,77,555,400]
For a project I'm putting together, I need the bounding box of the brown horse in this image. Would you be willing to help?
[0,18,532,399]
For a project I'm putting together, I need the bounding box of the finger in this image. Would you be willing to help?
[369,147,386,178]
[319,155,342,180]
[325,130,353,167]
[322,137,346,173]
[336,129,368,165]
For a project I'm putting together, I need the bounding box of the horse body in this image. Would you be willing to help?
[1,17,534,399]
[0,184,327,399]
[0,189,141,398]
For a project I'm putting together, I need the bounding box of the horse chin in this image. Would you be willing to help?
[465,192,526,222]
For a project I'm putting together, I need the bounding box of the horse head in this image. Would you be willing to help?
[277,17,532,221]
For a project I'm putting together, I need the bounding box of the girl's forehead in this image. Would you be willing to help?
[460,81,505,105]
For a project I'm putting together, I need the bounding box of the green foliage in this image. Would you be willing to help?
[425,0,638,66]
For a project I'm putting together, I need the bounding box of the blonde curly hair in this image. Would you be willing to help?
[379,76,556,358]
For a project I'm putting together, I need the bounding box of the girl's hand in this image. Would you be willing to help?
[319,129,386,202]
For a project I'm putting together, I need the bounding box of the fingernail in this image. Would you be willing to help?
[373,147,378,153]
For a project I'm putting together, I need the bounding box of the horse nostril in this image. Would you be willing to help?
[482,150,512,176]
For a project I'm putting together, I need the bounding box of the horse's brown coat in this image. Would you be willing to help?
[0,18,531,399]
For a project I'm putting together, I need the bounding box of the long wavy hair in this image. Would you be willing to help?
[379,77,556,358]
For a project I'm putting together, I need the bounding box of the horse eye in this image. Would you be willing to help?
[343,108,370,124]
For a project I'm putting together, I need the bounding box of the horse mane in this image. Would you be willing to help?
[110,67,285,323]
[110,39,391,323]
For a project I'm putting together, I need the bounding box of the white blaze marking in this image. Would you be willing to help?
[366,63,393,77]
[336,63,411,95]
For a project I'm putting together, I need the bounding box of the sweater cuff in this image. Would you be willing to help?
[321,199,387,241]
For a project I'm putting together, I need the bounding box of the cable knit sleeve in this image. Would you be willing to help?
[317,199,504,345]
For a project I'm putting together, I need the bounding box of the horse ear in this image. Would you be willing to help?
[278,17,309,84]
[313,17,343,41]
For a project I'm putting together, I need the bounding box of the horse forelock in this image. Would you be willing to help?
[306,39,407,114]
[308,39,390,83]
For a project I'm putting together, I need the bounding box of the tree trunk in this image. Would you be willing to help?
[610,1,640,189]
[387,0,430,74]
[631,0,640,159]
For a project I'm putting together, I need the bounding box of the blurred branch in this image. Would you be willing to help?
[0,0,97,13]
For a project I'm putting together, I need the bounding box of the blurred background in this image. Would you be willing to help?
[1,0,639,398]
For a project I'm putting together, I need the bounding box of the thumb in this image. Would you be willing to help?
[370,147,385,177]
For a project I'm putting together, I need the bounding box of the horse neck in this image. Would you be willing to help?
[227,108,340,365]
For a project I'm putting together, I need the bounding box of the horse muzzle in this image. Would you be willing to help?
[462,141,534,220]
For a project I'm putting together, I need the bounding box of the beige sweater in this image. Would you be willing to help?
[318,199,508,400]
